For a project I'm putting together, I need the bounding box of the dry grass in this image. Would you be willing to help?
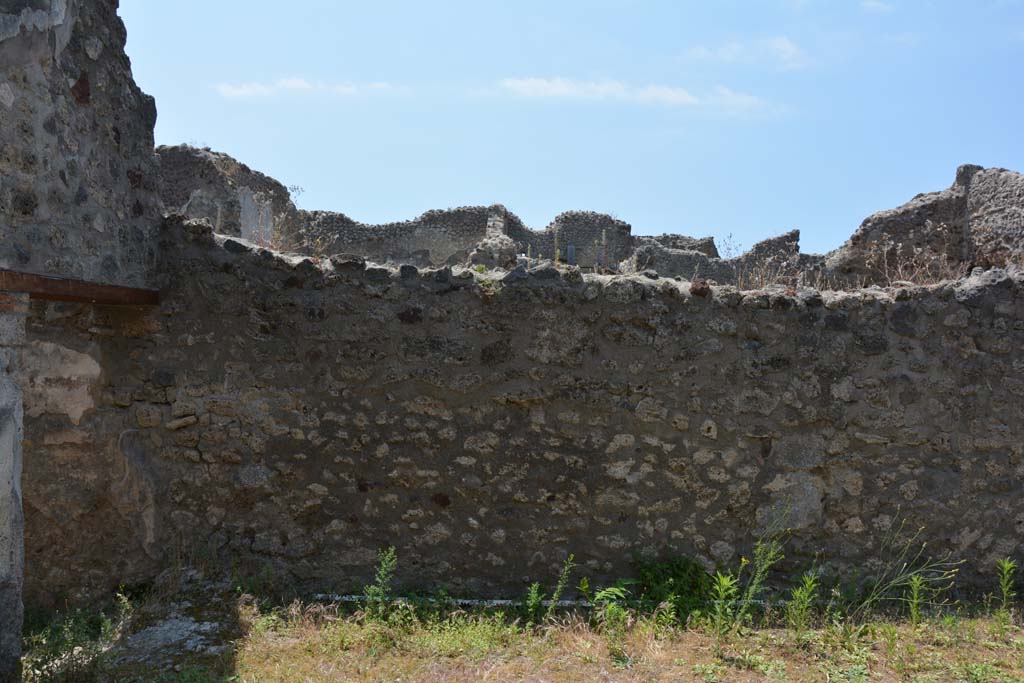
[249,229,334,260]
[23,584,1024,682]
[228,604,1024,683]
[860,234,970,288]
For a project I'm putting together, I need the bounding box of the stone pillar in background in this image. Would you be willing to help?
[0,292,27,683]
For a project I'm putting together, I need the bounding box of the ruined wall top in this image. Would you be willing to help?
[156,145,1024,289]
[2,2,1022,293]
[827,165,1024,279]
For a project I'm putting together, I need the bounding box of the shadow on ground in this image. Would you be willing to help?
[22,567,248,683]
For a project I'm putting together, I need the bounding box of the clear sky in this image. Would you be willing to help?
[119,0,1023,254]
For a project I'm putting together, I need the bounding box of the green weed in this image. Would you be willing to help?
[632,554,711,621]
[364,546,398,622]
[993,557,1017,639]
[785,570,819,643]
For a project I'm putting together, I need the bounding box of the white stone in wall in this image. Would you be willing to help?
[15,340,100,425]
[0,0,67,42]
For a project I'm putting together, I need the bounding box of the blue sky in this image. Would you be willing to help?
[120,0,1023,254]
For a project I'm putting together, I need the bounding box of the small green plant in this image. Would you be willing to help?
[592,584,633,663]
[522,554,576,626]
[364,546,398,621]
[785,570,819,642]
[544,554,575,622]
[472,264,487,274]
[993,557,1017,638]
[523,582,544,626]
[692,662,723,682]
[736,534,785,628]
[997,557,1017,612]
[478,278,501,297]
[708,569,741,646]
[906,573,928,627]
[845,520,961,623]
[961,662,1000,683]
[823,616,870,655]
[830,663,869,683]
[21,591,136,683]
[877,621,899,661]
[704,525,787,648]
[730,649,771,673]
[248,610,285,638]
[648,600,680,639]
[632,554,712,622]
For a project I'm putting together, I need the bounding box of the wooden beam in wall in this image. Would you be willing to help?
[0,269,159,306]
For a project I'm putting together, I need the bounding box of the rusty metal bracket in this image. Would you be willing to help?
[0,269,159,306]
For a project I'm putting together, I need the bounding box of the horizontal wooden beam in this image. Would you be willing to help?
[0,269,159,306]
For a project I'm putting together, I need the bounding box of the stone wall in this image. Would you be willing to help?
[1,1,162,674]
[0,0,161,287]
[2,5,1023,646]
[1,7,1022,683]
[19,216,1024,609]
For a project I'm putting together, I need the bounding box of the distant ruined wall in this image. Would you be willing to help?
[295,207,638,270]
[297,207,491,266]
[158,149,1024,286]
[19,216,1024,609]
[0,0,161,287]
[647,234,720,258]
[505,212,635,268]
[155,146,731,274]
[621,230,813,284]
[827,165,1024,281]
[156,144,299,244]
